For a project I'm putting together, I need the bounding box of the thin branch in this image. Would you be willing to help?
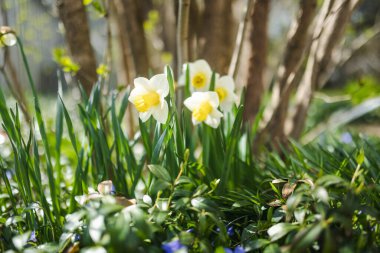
[176,0,190,76]
[228,0,254,79]
[259,0,317,145]
[0,2,31,123]
[176,0,190,110]
[290,0,358,139]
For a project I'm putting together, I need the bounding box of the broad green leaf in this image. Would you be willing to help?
[191,197,218,212]
[246,239,270,251]
[315,175,345,187]
[148,164,172,182]
[263,243,281,253]
[291,223,324,252]
[267,223,298,241]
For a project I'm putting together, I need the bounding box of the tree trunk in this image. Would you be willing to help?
[289,0,361,139]
[109,0,133,86]
[57,0,97,95]
[160,0,177,68]
[201,0,234,74]
[115,0,150,77]
[260,0,317,146]
[243,0,270,122]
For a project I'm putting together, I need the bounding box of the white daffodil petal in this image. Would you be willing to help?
[150,74,169,97]
[152,102,168,124]
[184,94,204,111]
[205,115,220,129]
[192,59,212,73]
[207,92,220,108]
[220,101,234,112]
[134,77,150,88]
[232,93,239,105]
[211,109,224,118]
[218,76,235,91]
[139,111,152,122]
[192,117,201,125]
[128,86,147,103]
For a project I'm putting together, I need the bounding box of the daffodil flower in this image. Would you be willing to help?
[189,59,212,91]
[129,73,169,124]
[184,91,223,128]
[0,27,17,47]
[215,75,239,112]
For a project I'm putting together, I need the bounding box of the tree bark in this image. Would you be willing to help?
[260,0,317,145]
[176,0,190,77]
[115,0,150,77]
[228,0,254,79]
[57,0,97,95]
[243,0,270,122]
[201,0,234,74]
[160,0,177,66]
[290,0,361,139]
[109,0,133,85]
[176,0,190,111]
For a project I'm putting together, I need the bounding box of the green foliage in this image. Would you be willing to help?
[52,48,80,73]
[0,37,379,253]
[346,76,380,105]
[83,0,106,16]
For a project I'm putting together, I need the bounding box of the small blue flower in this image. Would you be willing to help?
[29,231,37,242]
[162,240,186,253]
[224,248,233,253]
[72,233,81,242]
[227,226,234,237]
[340,132,352,144]
[234,246,245,253]
[6,170,12,180]
[110,183,116,195]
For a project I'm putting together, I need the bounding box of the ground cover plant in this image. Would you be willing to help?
[0,29,379,253]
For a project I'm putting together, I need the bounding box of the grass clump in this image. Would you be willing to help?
[0,38,379,253]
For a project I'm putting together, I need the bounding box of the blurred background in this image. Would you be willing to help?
[1,0,380,143]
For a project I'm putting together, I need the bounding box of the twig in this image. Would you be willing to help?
[176,0,190,110]
[0,2,31,123]
[228,0,254,79]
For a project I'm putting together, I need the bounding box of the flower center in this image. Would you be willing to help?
[193,101,213,122]
[192,72,207,89]
[134,91,160,112]
[215,87,228,102]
